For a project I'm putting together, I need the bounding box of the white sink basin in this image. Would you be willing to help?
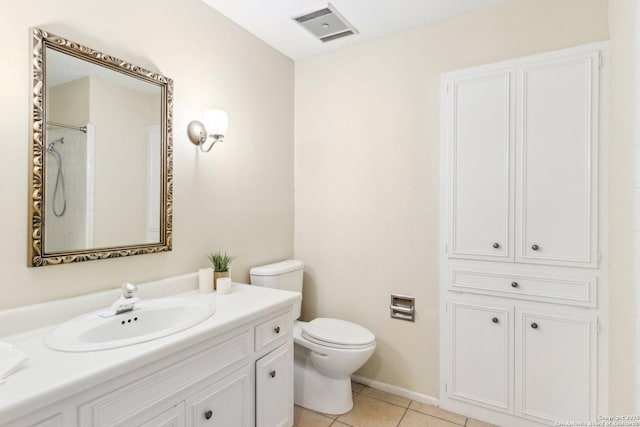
[45,298,215,352]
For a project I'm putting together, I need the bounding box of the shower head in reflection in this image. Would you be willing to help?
[46,137,64,151]
[45,137,67,217]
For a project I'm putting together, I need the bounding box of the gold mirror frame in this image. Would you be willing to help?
[29,28,173,267]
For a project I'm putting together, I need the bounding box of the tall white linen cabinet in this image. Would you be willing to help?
[439,42,609,427]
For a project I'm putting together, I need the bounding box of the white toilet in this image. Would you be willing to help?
[250,260,376,415]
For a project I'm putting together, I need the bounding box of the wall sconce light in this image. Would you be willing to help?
[187,108,229,152]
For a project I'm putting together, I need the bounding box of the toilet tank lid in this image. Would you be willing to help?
[250,260,304,276]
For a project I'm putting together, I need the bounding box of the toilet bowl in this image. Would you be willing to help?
[250,260,376,415]
[293,319,376,414]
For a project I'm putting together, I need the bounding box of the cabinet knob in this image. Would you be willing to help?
[269,370,277,378]
[511,282,518,288]
[492,242,500,249]
[531,322,538,329]
[274,326,281,334]
[531,244,539,251]
[204,410,213,420]
[492,317,499,324]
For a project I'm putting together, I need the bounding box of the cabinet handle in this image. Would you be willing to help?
[511,281,518,288]
[492,317,499,324]
[531,244,539,251]
[204,410,213,420]
[269,370,277,378]
[274,326,281,334]
[492,242,500,249]
[531,322,538,329]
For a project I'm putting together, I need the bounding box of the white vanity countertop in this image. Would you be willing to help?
[0,279,300,423]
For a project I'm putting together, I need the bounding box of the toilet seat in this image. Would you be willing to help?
[301,318,375,350]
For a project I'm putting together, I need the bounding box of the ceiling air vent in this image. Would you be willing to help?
[293,4,358,43]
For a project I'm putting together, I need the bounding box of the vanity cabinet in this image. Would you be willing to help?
[4,306,295,427]
[23,415,64,427]
[255,343,294,427]
[441,42,607,427]
[76,330,252,427]
[140,403,185,427]
[445,46,600,268]
[185,367,252,427]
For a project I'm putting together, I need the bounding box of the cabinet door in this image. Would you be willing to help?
[256,342,294,427]
[447,300,513,412]
[517,52,599,267]
[516,309,595,423]
[140,403,185,427]
[185,366,252,427]
[446,70,515,261]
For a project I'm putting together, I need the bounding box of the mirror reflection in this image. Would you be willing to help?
[43,48,162,253]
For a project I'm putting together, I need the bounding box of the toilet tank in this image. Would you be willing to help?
[250,260,303,319]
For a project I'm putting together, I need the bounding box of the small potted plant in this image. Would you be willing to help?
[207,251,234,290]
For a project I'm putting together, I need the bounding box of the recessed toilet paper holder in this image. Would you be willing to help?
[390,294,415,322]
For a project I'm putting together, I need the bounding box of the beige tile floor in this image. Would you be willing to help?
[293,381,496,427]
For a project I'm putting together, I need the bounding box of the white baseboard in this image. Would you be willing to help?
[350,375,440,406]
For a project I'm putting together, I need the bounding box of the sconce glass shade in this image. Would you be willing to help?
[203,109,229,137]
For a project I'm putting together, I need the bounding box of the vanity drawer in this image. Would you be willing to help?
[255,312,291,352]
[449,269,595,307]
[78,331,250,427]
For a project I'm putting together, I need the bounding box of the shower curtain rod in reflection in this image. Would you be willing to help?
[46,121,87,134]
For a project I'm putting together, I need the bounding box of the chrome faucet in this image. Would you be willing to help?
[120,282,138,300]
[101,283,141,317]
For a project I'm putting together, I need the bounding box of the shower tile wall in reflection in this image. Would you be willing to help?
[44,125,95,252]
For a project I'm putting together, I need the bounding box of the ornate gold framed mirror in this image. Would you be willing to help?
[29,28,173,267]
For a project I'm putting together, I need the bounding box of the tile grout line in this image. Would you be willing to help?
[396,406,409,427]
[360,395,411,410]
[296,384,477,427]
[357,386,412,410]
[326,383,362,427]
[405,400,468,427]
[358,392,467,426]
[355,388,467,426]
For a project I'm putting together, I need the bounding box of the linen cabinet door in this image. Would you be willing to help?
[445,70,515,261]
[447,300,513,412]
[185,366,252,427]
[516,309,595,424]
[516,51,600,267]
[256,342,294,427]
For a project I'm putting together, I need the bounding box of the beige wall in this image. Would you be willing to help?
[0,0,294,308]
[90,76,155,247]
[48,77,90,126]
[608,0,637,414]
[294,0,610,398]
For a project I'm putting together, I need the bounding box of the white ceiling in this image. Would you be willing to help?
[201,0,512,60]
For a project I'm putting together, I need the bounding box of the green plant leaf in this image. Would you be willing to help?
[207,251,235,272]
